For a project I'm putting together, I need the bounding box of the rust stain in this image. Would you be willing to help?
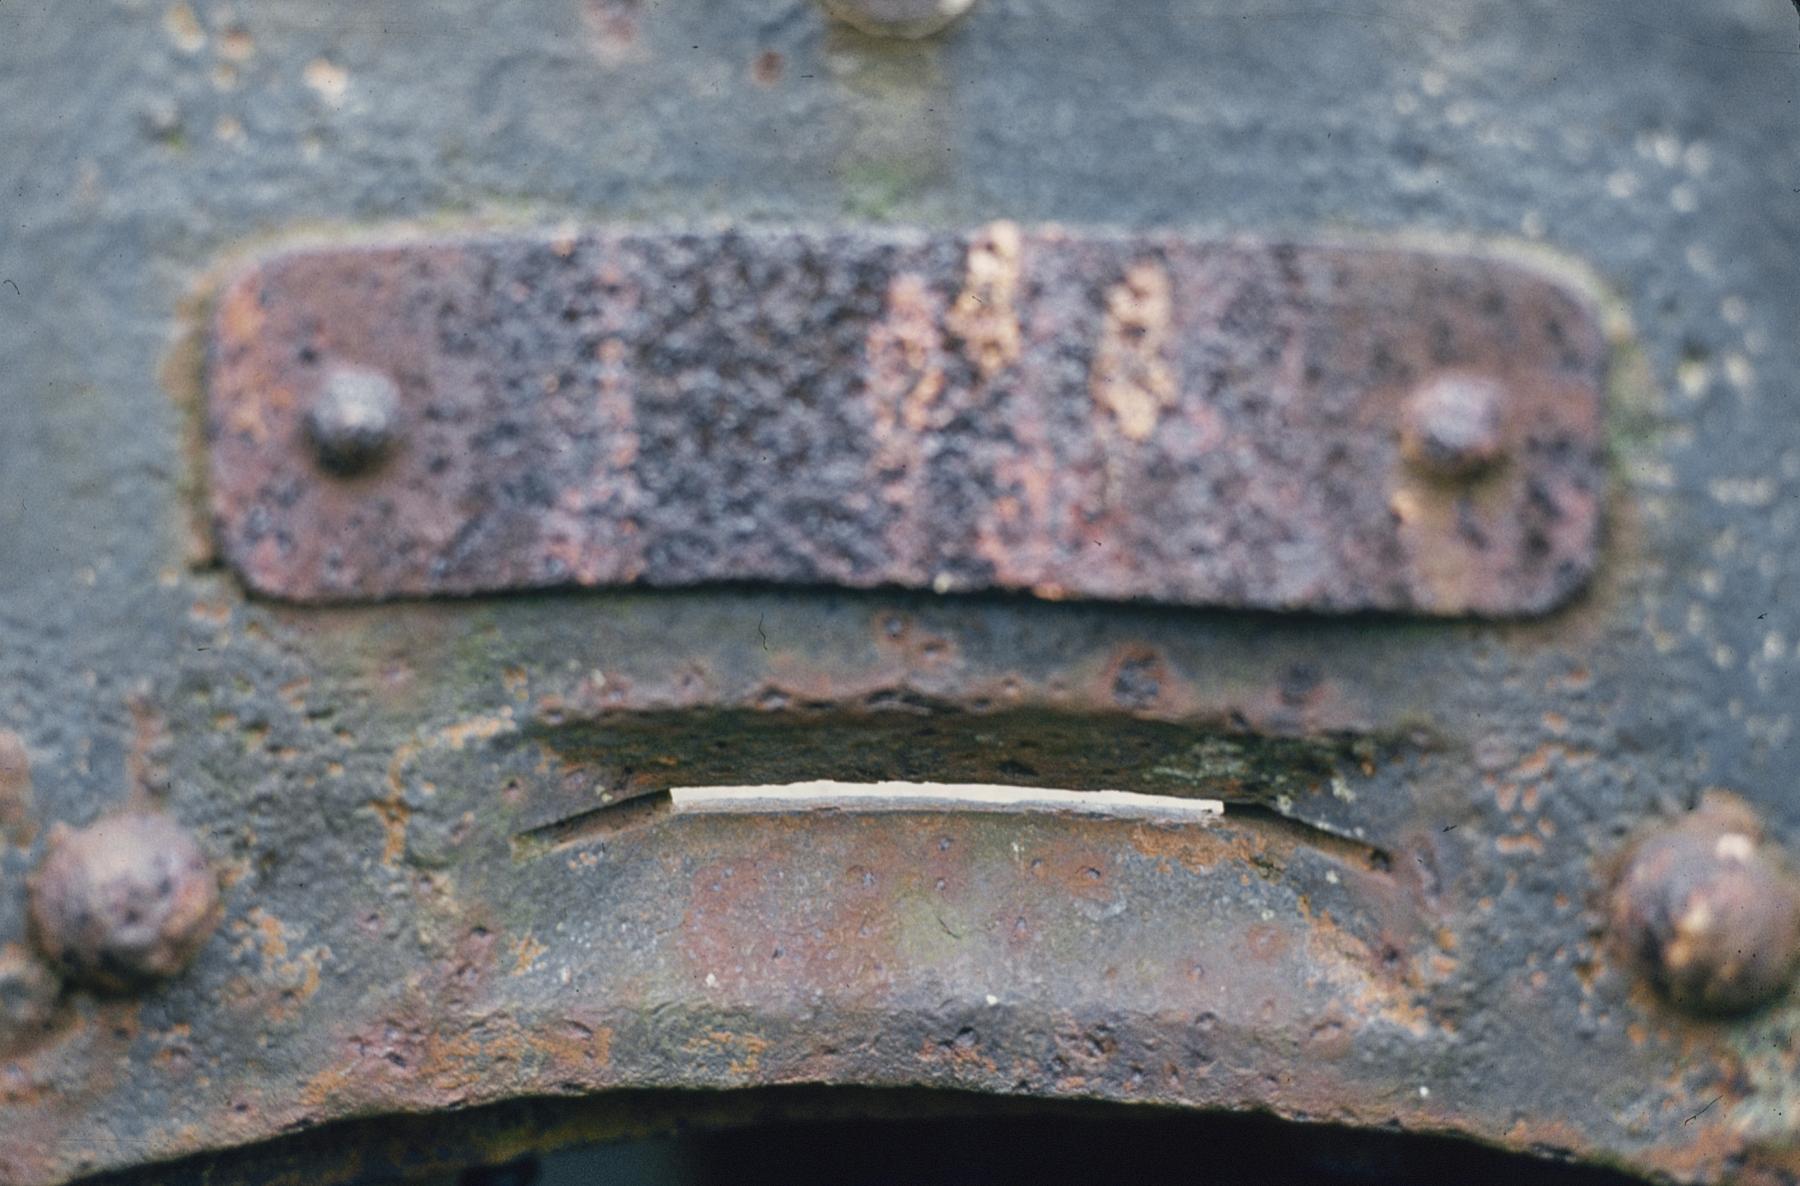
[684,1030,770,1077]
[1126,821,1236,875]
[512,934,548,976]
[371,792,412,867]
[528,1018,614,1078]
[437,710,517,751]
[1092,260,1177,442]
[1516,743,1557,781]
[226,909,330,1023]
[298,927,503,1116]
[865,269,952,591]
[944,221,1023,378]
[917,1026,1000,1076]
[870,274,948,436]
[148,1024,196,1077]
[278,677,313,714]
[373,717,512,866]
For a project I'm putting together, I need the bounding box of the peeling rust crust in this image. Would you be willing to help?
[206,225,1607,614]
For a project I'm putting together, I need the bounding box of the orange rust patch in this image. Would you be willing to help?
[528,1018,615,1078]
[512,933,548,976]
[918,1026,1000,1076]
[870,273,948,438]
[249,909,289,962]
[1126,820,1238,875]
[300,933,626,1126]
[149,1024,196,1076]
[371,794,411,866]
[1496,833,1545,855]
[944,222,1023,377]
[684,1030,770,1077]
[373,736,431,865]
[1092,261,1177,442]
[865,273,950,586]
[1516,743,1556,780]
[437,711,517,751]
[227,909,330,1023]
[189,597,232,627]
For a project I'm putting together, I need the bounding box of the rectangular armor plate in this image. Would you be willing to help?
[207,225,1606,613]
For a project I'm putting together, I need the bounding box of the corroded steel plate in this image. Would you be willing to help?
[207,225,1606,612]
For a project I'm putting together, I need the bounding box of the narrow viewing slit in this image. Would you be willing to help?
[511,780,1387,872]
[511,791,677,860]
[515,787,678,855]
[511,710,1408,866]
[674,782,1224,819]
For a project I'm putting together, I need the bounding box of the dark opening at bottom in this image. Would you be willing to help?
[79,1088,1657,1186]
[427,1106,1650,1186]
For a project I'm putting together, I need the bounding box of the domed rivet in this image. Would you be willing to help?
[1611,792,1800,1016]
[1401,373,1509,480]
[304,366,402,476]
[28,811,222,993]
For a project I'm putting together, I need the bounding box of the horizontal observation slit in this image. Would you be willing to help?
[674,782,1225,817]
[510,708,1405,867]
[510,782,1390,873]
[512,782,1224,858]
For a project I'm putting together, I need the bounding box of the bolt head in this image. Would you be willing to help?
[305,366,401,475]
[818,0,976,38]
[27,812,221,993]
[1611,793,1800,1016]
[1401,374,1508,479]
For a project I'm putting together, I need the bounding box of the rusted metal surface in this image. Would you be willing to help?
[207,226,1606,616]
[6,0,1800,1183]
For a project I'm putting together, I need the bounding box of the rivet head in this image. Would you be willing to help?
[1611,792,1800,1016]
[27,812,221,993]
[305,366,401,475]
[818,0,976,39]
[1401,374,1508,479]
